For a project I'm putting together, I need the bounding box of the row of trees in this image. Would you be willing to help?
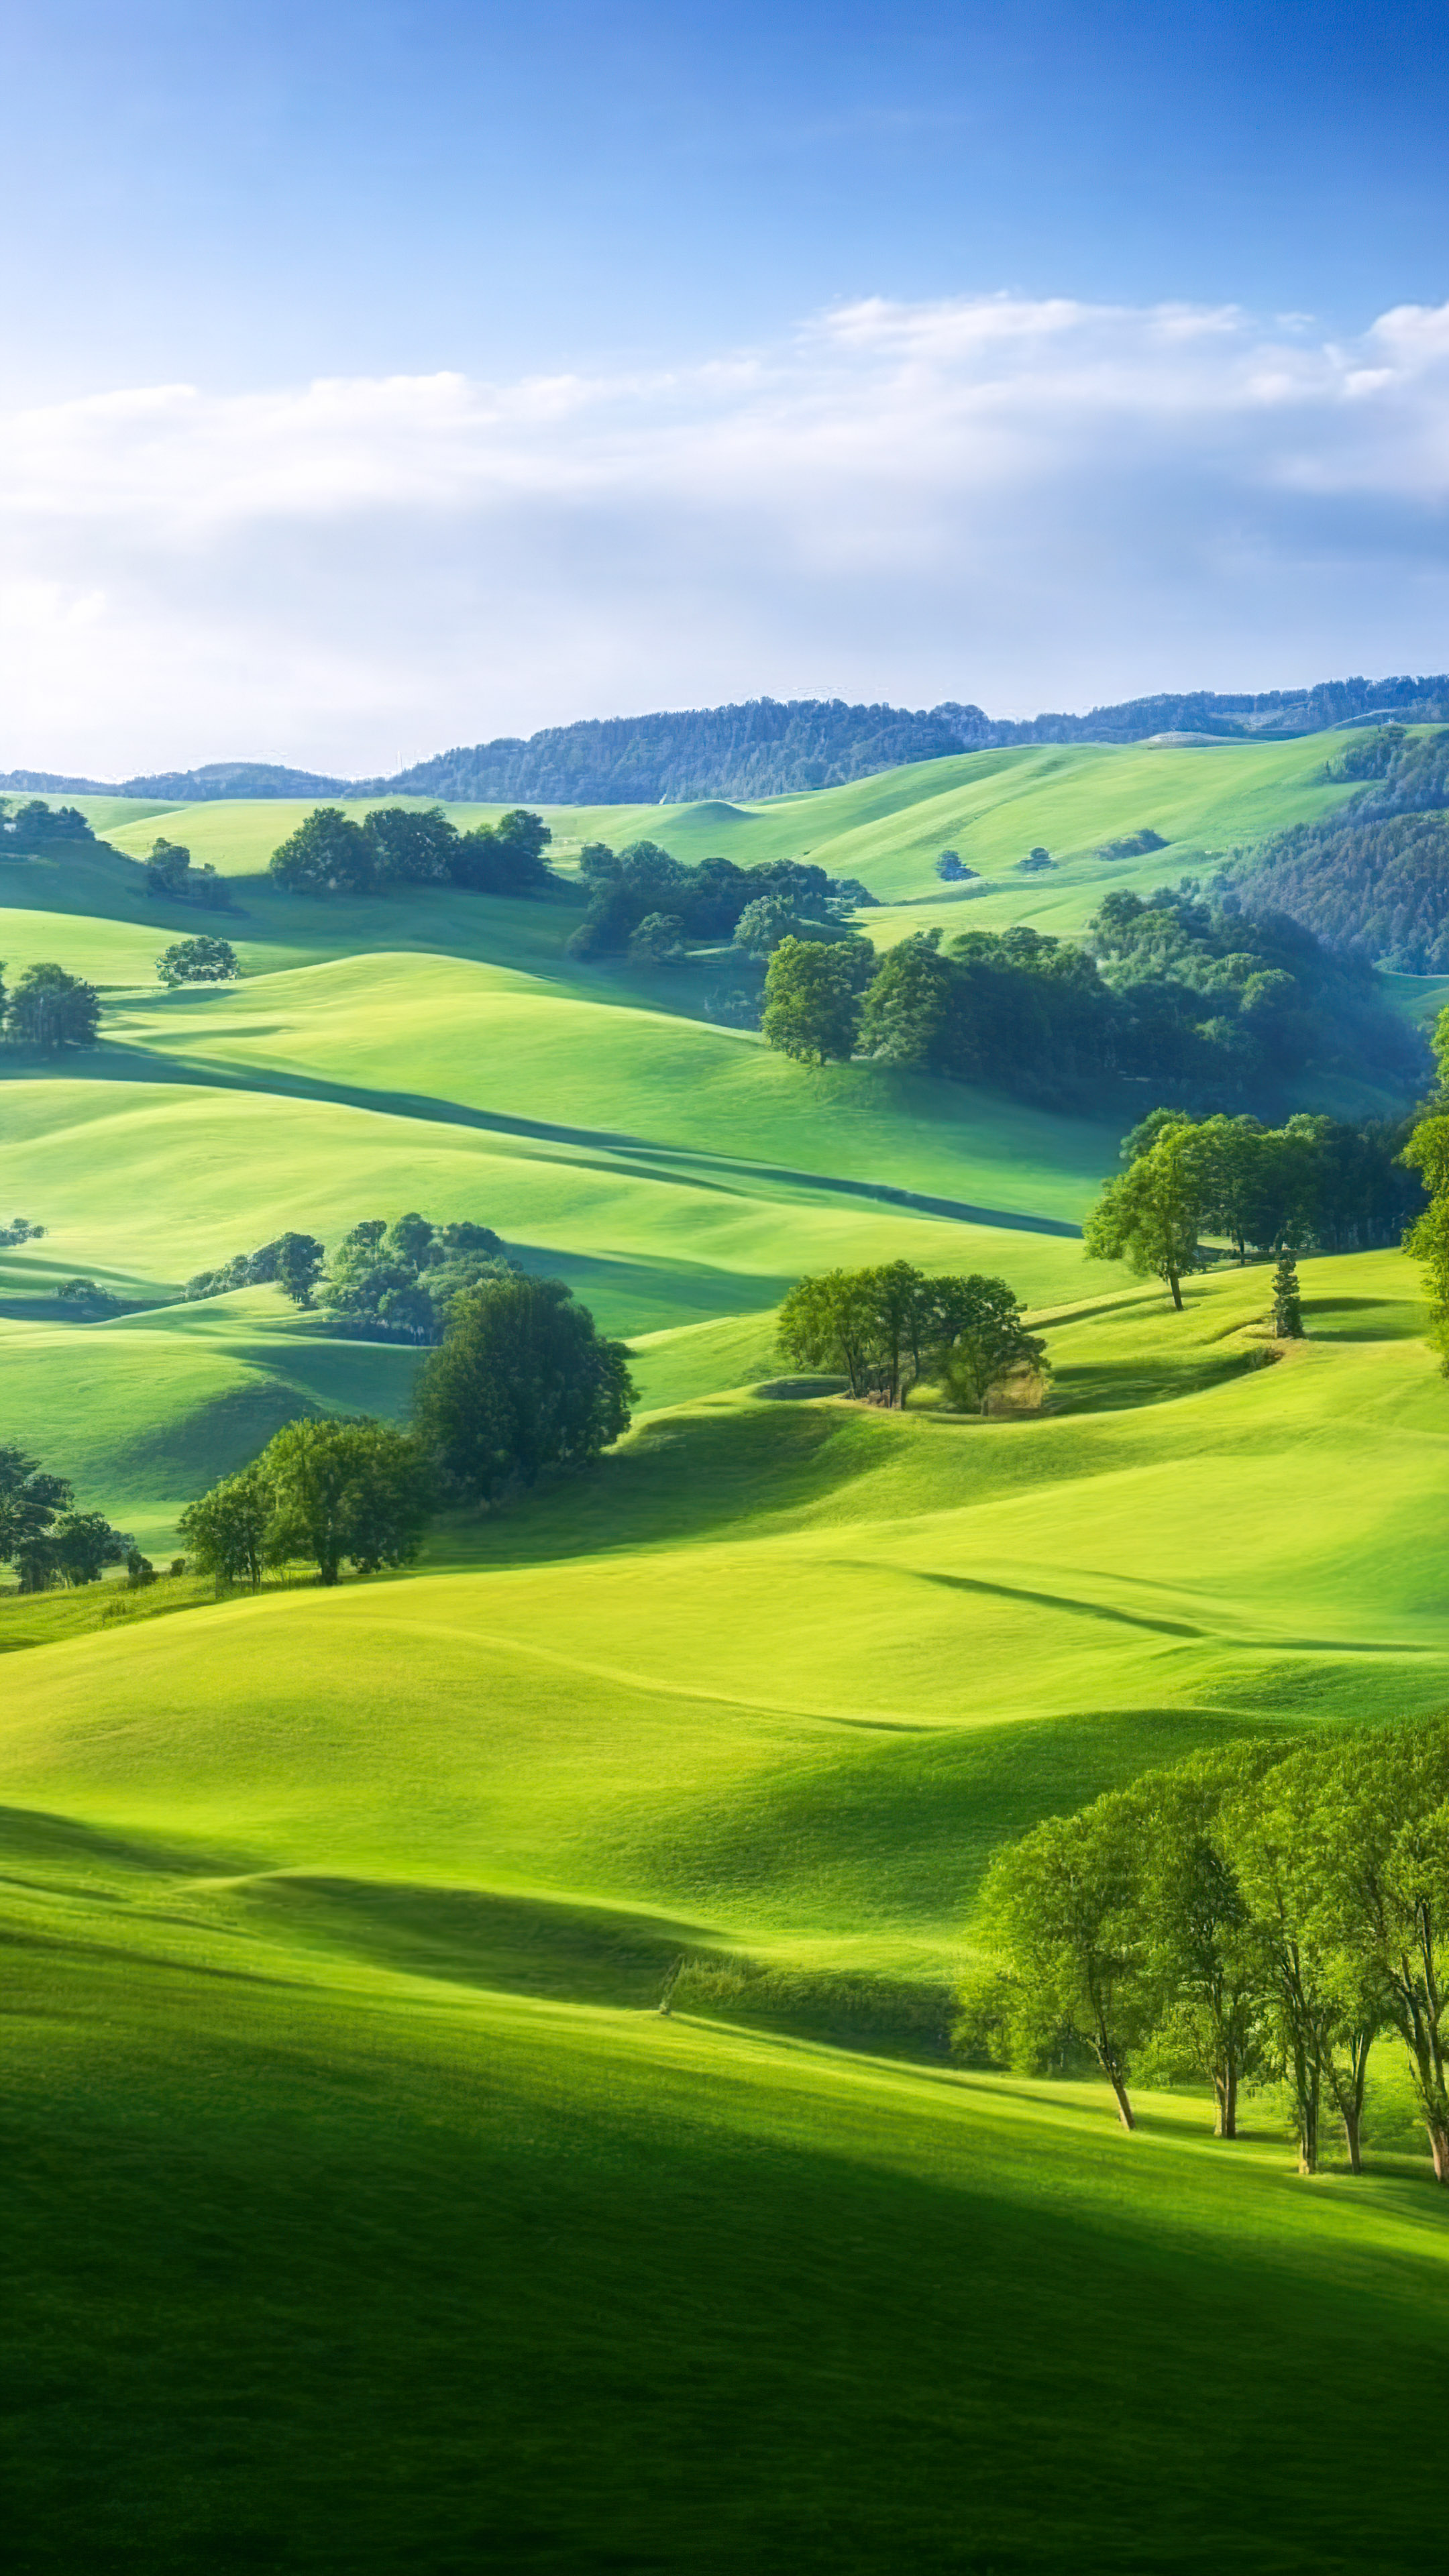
[182,1212,511,1345]
[268,805,555,899]
[1083,1108,1424,1309]
[757,884,1423,1111]
[0,1446,132,1592]
[0,961,100,1050]
[965,1723,1449,2181]
[178,1274,635,1587]
[777,1263,1046,1411]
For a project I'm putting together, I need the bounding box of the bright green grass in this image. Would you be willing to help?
[5,1248,1449,2571]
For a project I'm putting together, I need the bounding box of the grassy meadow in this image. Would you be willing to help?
[5,731,1449,2571]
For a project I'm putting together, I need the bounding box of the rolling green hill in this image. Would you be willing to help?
[5,732,1449,2569]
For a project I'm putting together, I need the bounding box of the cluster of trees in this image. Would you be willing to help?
[1093,827,1166,860]
[1322,722,1449,815]
[157,934,238,985]
[269,805,554,899]
[1242,811,1449,974]
[963,1723,1449,2181]
[564,840,875,964]
[0,961,100,1050]
[1400,1006,1449,1366]
[0,798,98,852]
[183,1212,511,1344]
[759,885,1422,1109]
[180,1274,635,1585]
[1083,1107,1425,1307]
[777,1263,1046,1410]
[146,837,229,908]
[0,1216,44,1246]
[0,1446,131,1593]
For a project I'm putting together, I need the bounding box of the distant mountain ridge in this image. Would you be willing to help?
[7,673,1449,805]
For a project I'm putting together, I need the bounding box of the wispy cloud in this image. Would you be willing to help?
[3,292,1448,774]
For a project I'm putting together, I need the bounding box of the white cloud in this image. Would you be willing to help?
[3,292,1449,776]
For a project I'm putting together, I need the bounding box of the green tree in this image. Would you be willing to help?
[733,894,806,960]
[362,804,459,883]
[761,937,865,1063]
[975,1794,1151,2129]
[156,934,239,985]
[775,1269,881,1398]
[1133,1745,1281,2138]
[178,1468,272,1593]
[269,808,375,896]
[857,930,953,1069]
[450,809,553,896]
[0,1444,72,1568]
[413,1275,634,1504]
[929,1275,1047,1413]
[272,1232,327,1308]
[260,1418,433,1585]
[5,962,101,1050]
[1083,1123,1209,1309]
[627,911,687,966]
[26,1509,131,1591]
[1402,1105,1449,1364]
[1271,1248,1304,1338]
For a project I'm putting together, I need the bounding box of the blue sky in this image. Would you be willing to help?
[3,0,1448,771]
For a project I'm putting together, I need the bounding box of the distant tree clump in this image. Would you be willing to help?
[182,1212,508,1340]
[146,837,229,908]
[935,850,975,882]
[182,1419,433,1590]
[962,1718,1449,2182]
[268,802,555,901]
[3,961,101,1051]
[777,1261,1045,1410]
[156,934,239,985]
[0,1216,44,1246]
[184,1231,327,1308]
[0,798,97,853]
[413,1274,635,1504]
[566,842,872,963]
[1094,828,1167,861]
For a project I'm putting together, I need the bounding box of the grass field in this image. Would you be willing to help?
[5,733,1448,2570]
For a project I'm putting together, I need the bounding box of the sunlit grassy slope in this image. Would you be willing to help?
[5,1250,1449,2570]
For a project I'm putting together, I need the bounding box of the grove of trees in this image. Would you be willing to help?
[268,805,555,899]
[0,1444,131,1592]
[777,1263,1046,1410]
[758,885,1421,1111]
[565,841,874,963]
[146,837,229,908]
[183,1212,508,1343]
[1,961,101,1050]
[963,1722,1449,2182]
[1083,1107,1425,1307]
[180,1418,433,1589]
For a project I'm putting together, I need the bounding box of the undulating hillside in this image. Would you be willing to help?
[5,729,1449,2573]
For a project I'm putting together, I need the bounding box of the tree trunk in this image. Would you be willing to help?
[318,1558,340,1587]
[1342,2104,1362,2175]
[1167,1269,1184,1312]
[1298,2089,1320,2176]
[1214,2067,1238,2139]
[1107,2069,1136,2132]
[1428,2117,1449,2184]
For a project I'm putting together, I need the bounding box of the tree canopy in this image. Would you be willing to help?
[268,804,555,900]
[156,934,239,985]
[777,1263,1045,1409]
[3,961,101,1050]
[412,1274,635,1503]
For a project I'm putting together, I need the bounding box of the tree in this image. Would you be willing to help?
[935,850,971,882]
[761,937,866,1063]
[930,1275,1047,1413]
[36,1510,131,1590]
[857,931,954,1069]
[775,1269,881,1398]
[1271,1248,1304,1338]
[5,962,101,1050]
[1313,1725,1449,2182]
[449,809,553,896]
[272,1232,327,1308]
[260,1418,433,1585]
[976,1794,1151,2129]
[146,837,227,908]
[269,808,375,896]
[628,912,687,966]
[178,1469,272,1593]
[0,1444,72,1566]
[1083,1124,1209,1309]
[412,1275,634,1504]
[1133,1745,1281,2139]
[1402,1101,1449,1365]
[156,934,239,986]
[733,894,810,961]
[362,804,458,883]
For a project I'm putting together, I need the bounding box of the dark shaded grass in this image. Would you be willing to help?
[5,1936,1448,2576]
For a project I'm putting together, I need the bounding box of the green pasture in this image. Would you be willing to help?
[5,1248,1449,2569]
[5,736,1449,2569]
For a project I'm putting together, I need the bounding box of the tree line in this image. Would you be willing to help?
[183,1210,511,1344]
[963,1721,1449,2182]
[777,1263,1045,1410]
[177,1273,634,1587]
[758,883,1422,1110]
[1083,1107,1424,1308]
[0,798,99,852]
[268,805,555,899]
